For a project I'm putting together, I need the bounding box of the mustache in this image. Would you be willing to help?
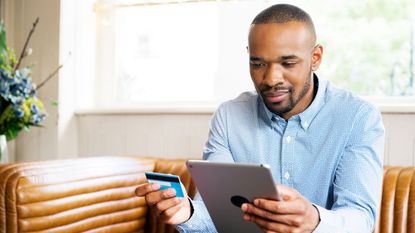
[260,85,292,94]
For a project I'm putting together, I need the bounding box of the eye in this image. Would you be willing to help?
[250,61,266,68]
[282,62,296,68]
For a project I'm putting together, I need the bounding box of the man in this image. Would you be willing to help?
[135,4,384,233]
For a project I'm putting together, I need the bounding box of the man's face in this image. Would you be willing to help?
[248,22,322,120]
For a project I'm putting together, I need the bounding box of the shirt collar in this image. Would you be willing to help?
[298,74,326,130]
[259,74,327,130]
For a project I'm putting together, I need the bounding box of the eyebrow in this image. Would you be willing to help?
[249,55,300,62]
[250,56,263,61]
[280,55,299,60]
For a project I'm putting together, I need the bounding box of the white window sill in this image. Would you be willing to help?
[75,103,219,115]
[75,107,217,115]
[376,105,415,113]
[365,97,415,113]
[75,103,415,115]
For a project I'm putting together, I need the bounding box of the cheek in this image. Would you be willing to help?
[250,71,262,86]
[286,77,306,96]
[289,66,310,86]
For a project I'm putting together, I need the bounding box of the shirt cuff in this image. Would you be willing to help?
[311,204,370,233]
[312,204,338,233]
[175,198,199,232]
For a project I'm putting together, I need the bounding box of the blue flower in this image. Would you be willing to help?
[0,69,11,99]
[30,102,39,114]
[9,95,23,105]
[0,81,9,98]
[14,108,24,118]
[15,98,22,105]
[9,84,22,97]
[30,114,41,124]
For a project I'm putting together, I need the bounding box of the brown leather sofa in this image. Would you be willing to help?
[0,156,413,233]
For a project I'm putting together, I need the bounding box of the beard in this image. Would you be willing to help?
[261,72,312,116]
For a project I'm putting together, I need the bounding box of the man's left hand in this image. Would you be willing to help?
[241,185,320,233]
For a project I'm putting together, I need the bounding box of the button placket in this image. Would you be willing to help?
[284,171,290,180]
[280,119,299,187]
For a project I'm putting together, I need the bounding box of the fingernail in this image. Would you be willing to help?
[254,199,259,205]
[151,183,160,190]
[164,188,175,198]
[243,214,250,221]
[241,204,247,211]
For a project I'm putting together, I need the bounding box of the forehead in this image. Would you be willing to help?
[248,22,313,57]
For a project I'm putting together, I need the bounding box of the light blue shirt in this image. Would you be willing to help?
[176,77,384,233]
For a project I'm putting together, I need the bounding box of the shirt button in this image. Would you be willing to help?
[286,136,291,143]
[284,172,290,180]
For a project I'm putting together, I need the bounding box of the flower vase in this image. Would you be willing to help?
[0,135,8,164]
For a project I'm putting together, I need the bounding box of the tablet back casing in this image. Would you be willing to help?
[187,160,280,233]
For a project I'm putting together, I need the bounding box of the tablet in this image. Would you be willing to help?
[186,160,280,233]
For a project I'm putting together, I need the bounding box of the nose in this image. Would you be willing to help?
[263,64,283,87]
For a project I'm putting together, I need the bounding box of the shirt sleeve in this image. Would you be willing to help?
[202,103,234,162]
[176,104,234,232]
[175,192,218,233]
[313,103,385,233]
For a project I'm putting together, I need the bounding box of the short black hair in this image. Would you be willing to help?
[251,4,316,44]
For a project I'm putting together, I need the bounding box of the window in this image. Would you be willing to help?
[93,0,415,107]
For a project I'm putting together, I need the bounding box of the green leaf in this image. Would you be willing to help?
[6,128,19,141]
[0,22,7,57]
[51,100,59,107]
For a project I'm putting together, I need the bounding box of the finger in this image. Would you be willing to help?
[242,203,282,223]
[244,213,290,232]
[253,198,306,215]
[160,198,188,220]
[155,197,181,216]
[146,188,176,206]
[277,185,299,201]
[242,203,300,226]
[135,183,160,196]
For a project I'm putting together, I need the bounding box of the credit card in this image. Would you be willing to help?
[144,172,185,198]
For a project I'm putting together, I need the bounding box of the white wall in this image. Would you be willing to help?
[77,112,211,159]
[382,113,415,165]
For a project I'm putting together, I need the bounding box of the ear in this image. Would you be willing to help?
[311,44,323,71]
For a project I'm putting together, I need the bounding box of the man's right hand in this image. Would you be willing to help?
[135,183,192,225]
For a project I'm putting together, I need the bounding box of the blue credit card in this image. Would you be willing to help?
[144,172,185,198]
